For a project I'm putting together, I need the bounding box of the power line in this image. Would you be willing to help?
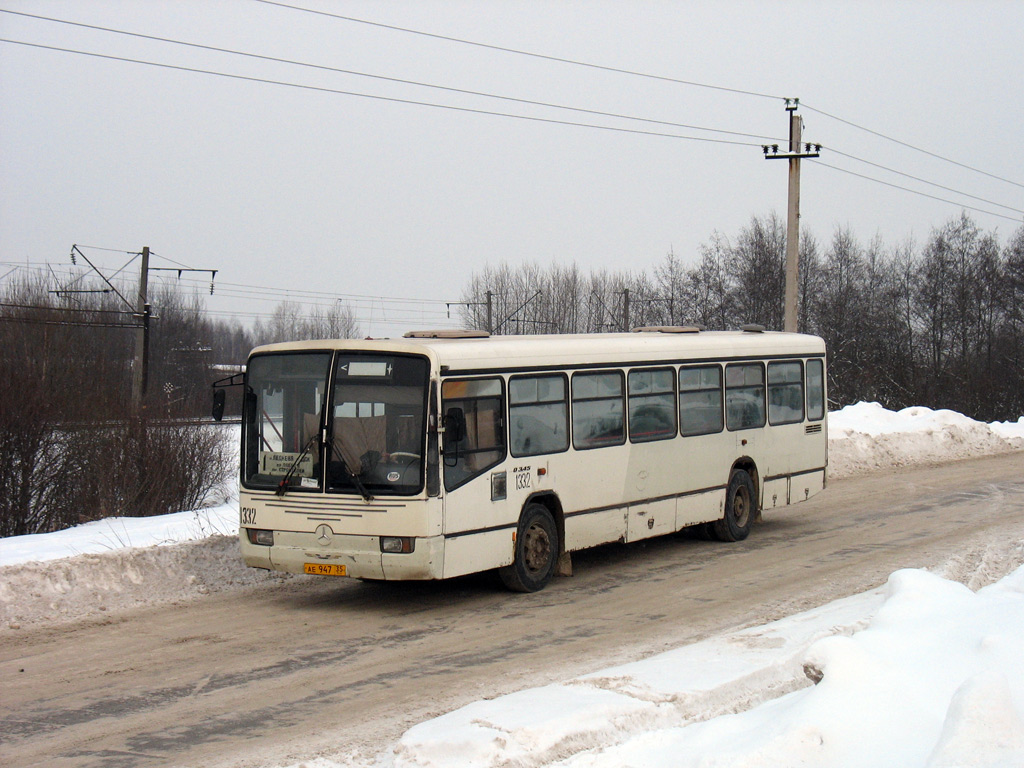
[811,161,1024,224]
[825,147,1024,216]
[9,15,1017,219]
[254,0,1023,194]
[803,103,1024,190]
[251,0,787,102]
[0,38,766,149]
[0,8,785,144]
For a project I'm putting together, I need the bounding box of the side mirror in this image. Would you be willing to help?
[212,389,226,422]
[443,407,466,445]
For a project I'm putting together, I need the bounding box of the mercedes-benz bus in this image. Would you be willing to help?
[217,327,826,591]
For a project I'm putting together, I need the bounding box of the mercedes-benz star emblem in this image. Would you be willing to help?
[315,524,333,546]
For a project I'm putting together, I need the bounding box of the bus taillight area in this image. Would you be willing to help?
[239,525,445,581]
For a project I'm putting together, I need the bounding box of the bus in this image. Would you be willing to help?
[216,326,827,592]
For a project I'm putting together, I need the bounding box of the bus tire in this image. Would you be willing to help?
[499,503,559,592]
[713,469,756,542]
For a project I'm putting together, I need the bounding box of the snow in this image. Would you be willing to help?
[388,567,1024,768]
[0,503,239,568]
[827,402,1024,478]
[2,403,1023,768]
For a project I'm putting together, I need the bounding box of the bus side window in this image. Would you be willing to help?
[679,365,723,436]
[571,371,625,450]
[806,359,825,421]
[725,363,766,431]
[509,374,569,457]
[767,361,804,425]
[627,368,676,442]
[441,378,506,491]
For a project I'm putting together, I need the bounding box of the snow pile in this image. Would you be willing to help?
[0,504,238,568]
[0,534,290,630]
[392,590,885,768]
[294,563,1024,768]
[827,402,1024,478]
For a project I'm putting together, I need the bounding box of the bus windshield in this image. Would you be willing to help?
[327,354,430,496]
[244,352,332,491]
[243,352,430,496]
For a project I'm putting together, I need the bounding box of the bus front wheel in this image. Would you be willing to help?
[713,469,756,542]
[499,503,559,592]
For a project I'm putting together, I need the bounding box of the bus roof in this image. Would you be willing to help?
[250,329,825,375]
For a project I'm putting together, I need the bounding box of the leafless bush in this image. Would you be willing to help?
[66,422,233,524]
[1,275,234,536]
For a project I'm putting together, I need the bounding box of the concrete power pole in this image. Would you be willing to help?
[131,246,151,415]
[764,100,820,333]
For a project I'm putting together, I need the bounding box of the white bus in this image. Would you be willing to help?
[221,327,827,591]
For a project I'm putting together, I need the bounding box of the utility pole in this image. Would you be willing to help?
[763,99,820,333]
[622,288,630,331]
[485,290,493,334]
[131,246,150,415]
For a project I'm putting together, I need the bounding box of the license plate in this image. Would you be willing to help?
[304,563,347,576]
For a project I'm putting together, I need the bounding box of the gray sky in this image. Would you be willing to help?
[2,0,1023,336]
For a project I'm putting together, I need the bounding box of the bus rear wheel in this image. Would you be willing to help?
[713,469,756,542]
[499,503,559,592]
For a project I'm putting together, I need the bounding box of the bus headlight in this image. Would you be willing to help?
[380,536,415,554]
[247,529,275,546]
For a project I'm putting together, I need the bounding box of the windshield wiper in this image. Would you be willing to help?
[276,433,319,497]
[328,438,374,502]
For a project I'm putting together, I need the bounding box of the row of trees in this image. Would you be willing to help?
[0,275,360,536]
[458,213,1024,421]
[3,211,1020,535]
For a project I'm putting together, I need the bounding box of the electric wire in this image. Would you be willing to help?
[811,161,1023,224]
[803,103,1024,190]
[250,0,787,102]
[254,0,1022,193]
[2,263,458,323]
[3,21,1019,215]
[824,147,1024,216]
[0,301,132,315]
[3,13,1020,238]
[0,38,766,148]
[0,8,785,143]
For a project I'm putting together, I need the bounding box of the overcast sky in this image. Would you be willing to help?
[2,0,1022,336]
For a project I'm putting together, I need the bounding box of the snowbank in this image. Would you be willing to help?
[827,402,1024,478]
[381,563,1024,768]
[0,503,238,568]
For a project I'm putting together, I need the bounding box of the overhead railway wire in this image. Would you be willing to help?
[2,263,457,323]
[4,260,452,307]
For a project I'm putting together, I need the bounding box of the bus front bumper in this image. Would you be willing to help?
[240,529,445,581]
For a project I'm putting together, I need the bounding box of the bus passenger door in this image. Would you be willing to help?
[440,378,511,577]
